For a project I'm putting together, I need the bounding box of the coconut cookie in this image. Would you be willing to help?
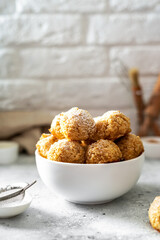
[60,107,96,141]
[47,139,85,164]
[86,139,122,164]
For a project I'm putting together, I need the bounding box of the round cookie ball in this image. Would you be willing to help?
[86,139,122,164]
[47,139,85,164]
[60,107,96,141]
[36,134,57,158]
[93,110,131,141]
[116,133,144,160]
[50,114,64,139]
[149,196,160,231]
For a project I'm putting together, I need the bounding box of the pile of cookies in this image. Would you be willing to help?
[36,107,144,164]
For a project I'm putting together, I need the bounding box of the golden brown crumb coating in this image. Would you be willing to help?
[47,139,85,163]
[116,133,144,160]
[50,114,64,139]
[60,107,96,141]
[40,133,51,140]
[86,139,122,164]
[149,196,160,232]
[36,134,57,158]
[93,111,131,141]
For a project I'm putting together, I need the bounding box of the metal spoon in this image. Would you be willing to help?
[0,181,36,205]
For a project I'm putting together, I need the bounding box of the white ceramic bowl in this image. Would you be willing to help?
[141,136,160,159]
[35,150,144,204]
[0,141,19,165]
[0,193,32,218]
[0,182,32,218]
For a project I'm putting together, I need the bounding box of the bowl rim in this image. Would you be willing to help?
[35,149,144,167]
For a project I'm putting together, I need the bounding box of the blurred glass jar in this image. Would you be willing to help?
[0,141,19,164]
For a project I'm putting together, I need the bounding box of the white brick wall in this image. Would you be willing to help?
[0,15,83,46]
[110,0,160,13]
[0,0,160,131]
[110,47,160,75]
[16,0,108,13]
[87,15,160,44]
[19,47,108,78]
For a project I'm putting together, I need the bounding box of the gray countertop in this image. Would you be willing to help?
[0,155,160,240]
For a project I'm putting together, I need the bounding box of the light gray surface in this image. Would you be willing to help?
[0,155,160,240]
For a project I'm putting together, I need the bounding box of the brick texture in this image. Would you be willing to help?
[0,49,20,77]
[0,77,156,110]
[0,0,15,14]
[19,47,108,78]
[110,47,160,75]
[0,77,156,132]
[110,0,160,12]
[87,15,160,44]
[0,15,83,46]
[0,0,159,121]
[16,0,107,13]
